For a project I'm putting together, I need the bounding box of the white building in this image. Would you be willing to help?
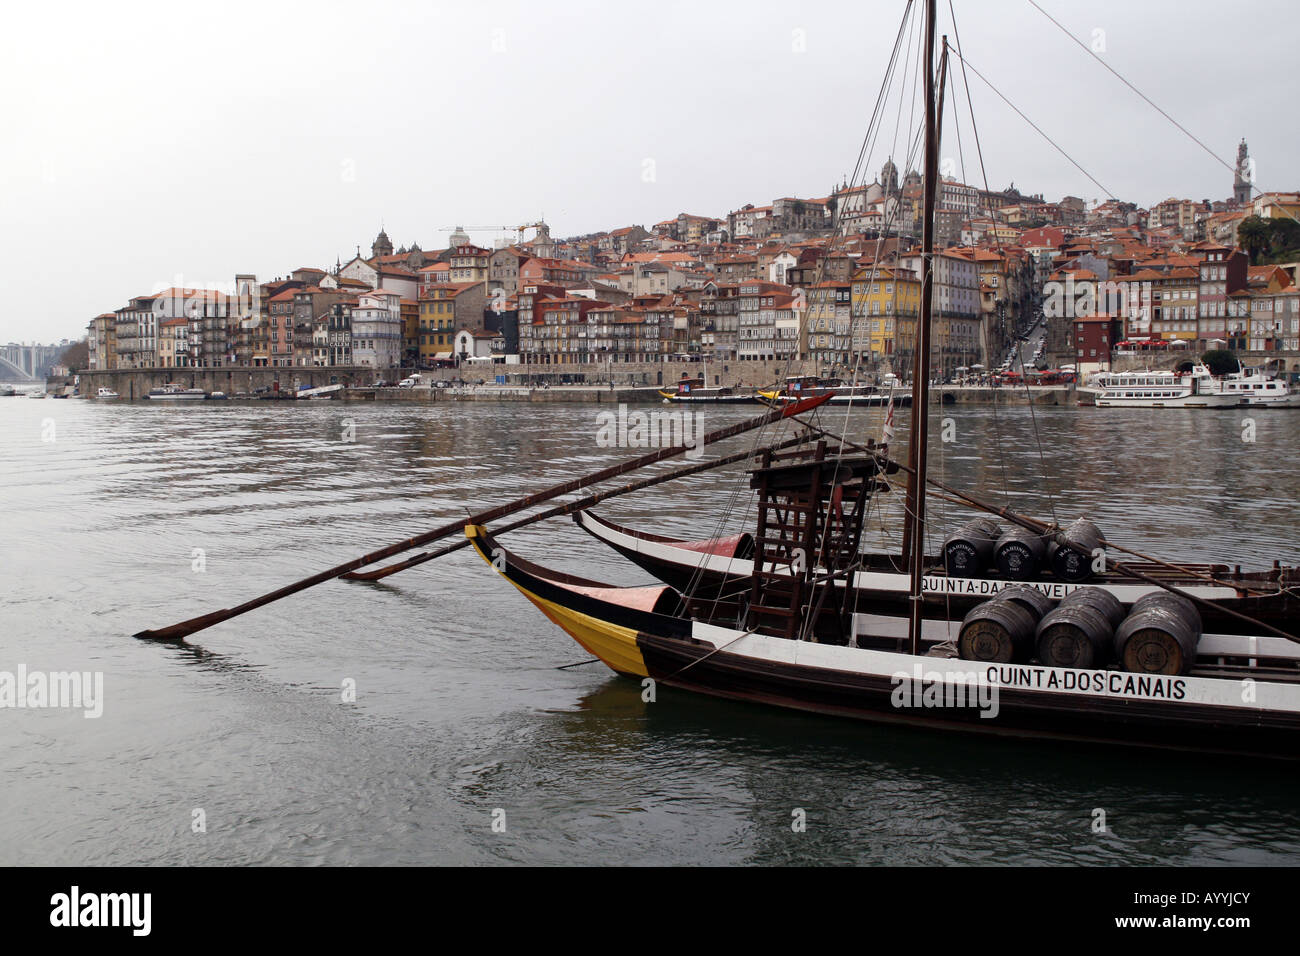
[350,290,403,369]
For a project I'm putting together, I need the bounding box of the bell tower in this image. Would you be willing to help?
[1233,139,1253,206]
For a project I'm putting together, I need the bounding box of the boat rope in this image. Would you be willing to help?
[665,629,759,681]
[945,48,1116,202]
[946,3,1059,527]
[1024,0,1300,230]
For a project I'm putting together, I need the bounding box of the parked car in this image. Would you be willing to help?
[398,376,422,388]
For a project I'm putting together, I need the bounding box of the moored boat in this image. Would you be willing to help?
[467,520,1300,761]
[1091,365,1236,408]
[144,383,208,401]
[1216,363,1300,407]
[658,377,759,404]
[759,375,911,407]
[95,387,119,400]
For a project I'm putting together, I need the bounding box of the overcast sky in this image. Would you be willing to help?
[2,0,1294,343]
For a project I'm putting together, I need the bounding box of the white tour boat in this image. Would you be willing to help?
[1216,365,1300,407]
[1092,365,1236,408]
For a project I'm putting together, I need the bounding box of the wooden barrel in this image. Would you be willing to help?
[1131,591,1202,633]
[992,583,1054,622]
[994,526,1047,580]
[1114,604,1201,675]
[1049,518,1104,582]
[1058,587,1125,629]
[1035,604,1113,669]
[958,599,1037,664]
[943,516,1000,577]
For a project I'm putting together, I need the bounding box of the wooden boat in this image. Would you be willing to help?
[467,0,1300,758]
[759,375,912,407]
[572,508,1300,638]
[658,377,758,404]
[467,518,1300,760]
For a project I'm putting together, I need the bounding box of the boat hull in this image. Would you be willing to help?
[764,392,912,407]
[1093,394,1237,408]
[634,630,1300,759]
[659,393,761,404]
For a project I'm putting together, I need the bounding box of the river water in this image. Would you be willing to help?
[2,395,1298,865]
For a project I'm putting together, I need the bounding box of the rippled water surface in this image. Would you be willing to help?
[2,396,1298,865]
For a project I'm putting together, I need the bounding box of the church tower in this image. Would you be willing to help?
[371,227,394,259]
[1233,139,1253,206]
[881,157,899,195]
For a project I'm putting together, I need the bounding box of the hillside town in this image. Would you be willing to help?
[84,140,1300,384]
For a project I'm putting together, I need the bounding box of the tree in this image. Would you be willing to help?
[60,338,89,373]
[1201,349,1238,376]
[1267,218,1300,263]
[1236,216,1272,264]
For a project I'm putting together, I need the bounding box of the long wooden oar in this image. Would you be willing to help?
[133,394,831,642]
[342,432,817,582]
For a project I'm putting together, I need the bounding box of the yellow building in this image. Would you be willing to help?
[158,318,187,367]
[850,265,921,365]
[418,288,459,365]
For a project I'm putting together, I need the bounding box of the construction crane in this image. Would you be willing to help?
[438,224,531,249]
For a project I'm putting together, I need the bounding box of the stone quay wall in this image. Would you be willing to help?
[76,358,831,400]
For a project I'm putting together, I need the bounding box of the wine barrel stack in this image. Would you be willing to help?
[942,516,1109,586]
[958,586,1204,675]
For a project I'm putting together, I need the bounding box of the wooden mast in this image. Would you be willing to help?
[903,1,942,655]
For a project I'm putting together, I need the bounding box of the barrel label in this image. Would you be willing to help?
[986,664,1187,701]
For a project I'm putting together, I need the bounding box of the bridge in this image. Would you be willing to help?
[0,343,65,382]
